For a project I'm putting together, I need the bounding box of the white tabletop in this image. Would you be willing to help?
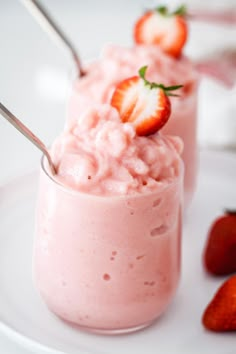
[0,0,236,352]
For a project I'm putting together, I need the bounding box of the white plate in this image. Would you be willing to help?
[0,150,235,354]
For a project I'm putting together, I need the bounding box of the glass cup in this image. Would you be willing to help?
[33,157,183,334]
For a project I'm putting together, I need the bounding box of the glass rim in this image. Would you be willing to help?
[40,154,184,201]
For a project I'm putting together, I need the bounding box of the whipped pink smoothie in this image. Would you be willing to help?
[68,44,198,205]
[34,104,183,333]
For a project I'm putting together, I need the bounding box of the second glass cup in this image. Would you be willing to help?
[67,45,199,207]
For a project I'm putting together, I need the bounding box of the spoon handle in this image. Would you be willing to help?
[0,103,56,174]
[21,0,84,77]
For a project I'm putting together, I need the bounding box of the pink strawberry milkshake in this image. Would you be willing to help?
[34,104,184,333]
[67,45,199,206]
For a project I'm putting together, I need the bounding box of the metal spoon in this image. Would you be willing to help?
[20,0,85,77]
[0,102,56,175]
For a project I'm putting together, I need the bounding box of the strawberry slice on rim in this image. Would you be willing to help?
[111,66,183,136]
[134,5,188,58]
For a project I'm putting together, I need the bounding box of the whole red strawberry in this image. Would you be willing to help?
[202,275,236,332]
[134,5,188,58]
[111,66,183,136]
[203,210,236,276]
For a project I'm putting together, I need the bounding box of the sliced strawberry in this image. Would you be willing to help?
[202,275,236,332]
[203,210,236,276]
[134,5,188,58]
[111,66,183,136]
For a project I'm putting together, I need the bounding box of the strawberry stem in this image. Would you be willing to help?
[173,5,187,16]
[138,66,183,96]
[156,5,168,16]
[155,4,187,17]
[224,209,236,216]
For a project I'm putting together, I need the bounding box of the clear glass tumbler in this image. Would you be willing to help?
[33,157,183,334]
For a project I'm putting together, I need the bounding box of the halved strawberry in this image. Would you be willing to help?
[134,5,188,58]
[111,66,183,136]
[203,210,236,276]
[202,275,236,332]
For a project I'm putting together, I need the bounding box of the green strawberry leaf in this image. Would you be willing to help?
[138,65,148,80]
[173,4,187,16]
[138,66,183,95]
[156,5,168,16]
[154,4,187,17]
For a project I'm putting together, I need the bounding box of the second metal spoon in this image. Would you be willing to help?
[21,0,85,77]
[0,102,56,175]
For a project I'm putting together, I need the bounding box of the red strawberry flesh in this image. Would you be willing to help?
[202,275,236,332]
[204,213,236,276]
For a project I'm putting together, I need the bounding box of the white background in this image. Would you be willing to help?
[0,0,236,352]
